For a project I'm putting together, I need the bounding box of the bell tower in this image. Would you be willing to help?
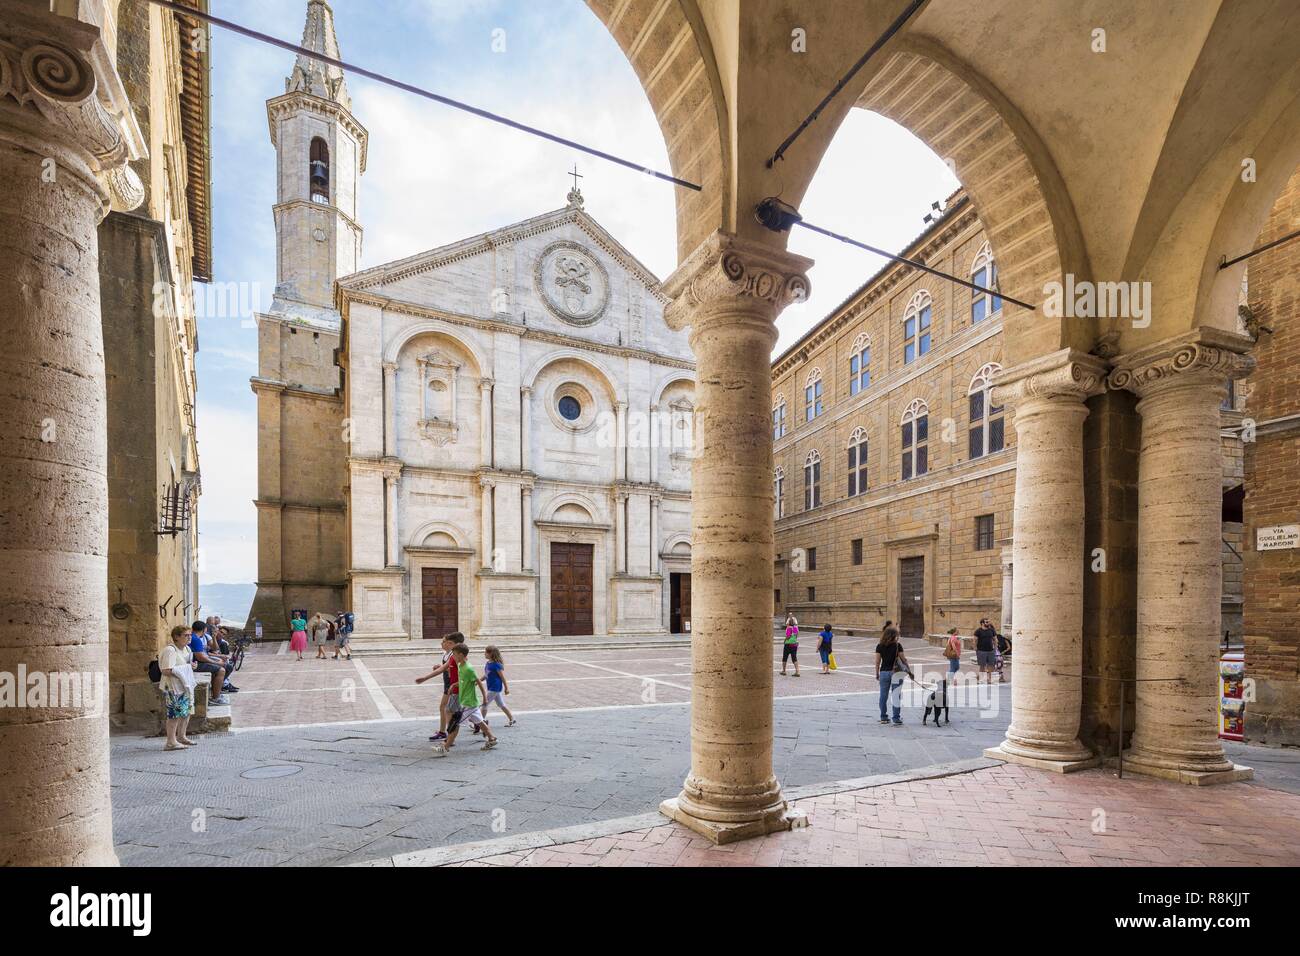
[247,1,364,637]
[266,0,366,317]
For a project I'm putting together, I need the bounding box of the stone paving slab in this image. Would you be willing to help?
[449,763,1300,868]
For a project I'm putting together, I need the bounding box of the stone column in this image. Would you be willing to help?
[615,401,628,481]
[998,540,1014,633]
[382,362,397,457]
[521,484,534,571]
[650,493,661,574]
[383,468,401,567]
[649,403,659,483]
[0,7,145,866]
[1109,331,1254,783]
[519,386,532,472]
[479,475,495,571]
[658,233,812,843]
[479,378,493,467]
[614,490,628,574]
[986,351,1106,772]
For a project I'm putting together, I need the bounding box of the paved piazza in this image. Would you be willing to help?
[109,634,1300,867]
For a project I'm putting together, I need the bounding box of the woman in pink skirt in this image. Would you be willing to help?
[289,613,308,660]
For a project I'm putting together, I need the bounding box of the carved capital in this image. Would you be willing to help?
[1107,328,1254,399]
[993,349,1108,408]
[0,9,144,212]
[662,232,813,331]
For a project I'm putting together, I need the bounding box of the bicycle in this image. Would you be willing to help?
[231,632,254,672]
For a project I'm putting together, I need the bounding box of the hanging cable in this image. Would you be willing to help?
[1219,227,1300,269]
[766,0,926,169]
[756,197,1036,311]
[147,0,701,192]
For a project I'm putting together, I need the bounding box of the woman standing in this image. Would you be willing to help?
[874,625,911,725]
[311,613,331,660]
[160,624,199,750]
[943,626,962,677]
[781,612,800,677]
[289,612,308,661]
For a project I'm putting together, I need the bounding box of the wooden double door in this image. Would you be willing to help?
[421,567,458,640]
[550,542,594,636]
[898,556,925,640]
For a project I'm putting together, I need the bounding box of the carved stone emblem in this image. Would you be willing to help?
[535,241,610,326]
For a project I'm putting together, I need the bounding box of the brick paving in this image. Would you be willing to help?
[112,632,1300,867]
[452,763,1300,868]
[220,632,986,729]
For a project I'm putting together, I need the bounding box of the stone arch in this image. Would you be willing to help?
[854,45,1090,364]
[662,532,692,555]
[385,322,488,376]
[583,0,728,262]
[523,348,625,405]
[901,397,929,423]
[968,362,1002,394]
[543,492,601,524]
[652,372,696,408]
[407,520,466,549]
[847,425,867,448]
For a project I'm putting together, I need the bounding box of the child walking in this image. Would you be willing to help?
[414,632,461,743]
[482,646,516,727]
[435,644,497,754]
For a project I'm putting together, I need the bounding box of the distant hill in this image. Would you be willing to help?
[199,582,256,627]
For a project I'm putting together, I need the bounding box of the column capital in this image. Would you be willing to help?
[994,349,1108,407]
[382,361,398,375]
[478,474,496,489]
[0,6,145,213]
[662,232,813,332]
[520,385,532,396]
[1107,328,1254,399]
[479,377,494,390]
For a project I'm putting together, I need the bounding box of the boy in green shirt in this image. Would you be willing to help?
[438,643,498,754]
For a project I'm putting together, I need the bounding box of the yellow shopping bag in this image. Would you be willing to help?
[828,653,838,671]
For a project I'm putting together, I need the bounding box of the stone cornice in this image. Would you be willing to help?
[1107,328,1255,397]
[339,290,694,372]
[339,206,666,300]
[662,232,813,332]
[0,6,144,212]
[994,349,1107,406]
[266,91,369,172]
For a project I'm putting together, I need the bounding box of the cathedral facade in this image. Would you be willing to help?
[247,2,694,641]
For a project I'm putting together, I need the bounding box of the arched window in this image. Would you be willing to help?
[968,363,1005,459]
[309,137,330,203]
[774,466,785,519]
[903,291,933,364]
[804,450,822,510]
[901,398,929,480]
[848,332,871,395]
[804,368,824,422]
[772,397,787,440]
[970,242,1002,324]
[847,426,868,496]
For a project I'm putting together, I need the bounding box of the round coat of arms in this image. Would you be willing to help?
[534,241,610,325]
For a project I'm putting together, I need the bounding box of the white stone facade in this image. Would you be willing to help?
[337,198,695,640]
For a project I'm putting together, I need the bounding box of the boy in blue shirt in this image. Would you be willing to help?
[189,620,228,704]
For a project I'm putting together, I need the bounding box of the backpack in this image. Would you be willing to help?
[147,658,162,683]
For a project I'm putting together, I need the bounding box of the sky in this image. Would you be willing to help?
[195,0,958,585]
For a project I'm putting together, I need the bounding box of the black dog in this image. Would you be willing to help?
[923,678,950,726]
